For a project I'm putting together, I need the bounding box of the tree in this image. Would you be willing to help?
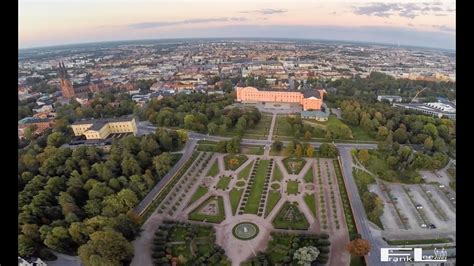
[207,122,218,135]
[423,136,433,150]
[357,150,369,165]
[304,131,312,140]
[347,238,371,257]
[47,132,67,147]
[306,145,315,157]
[153,152,172,177]
[272,141,283,152]
[19,234,36,257]
[393,127,408,143]
[78,230,133,266]
[295,144,303,158]
[293,246,320,265]
[319,143,338,158]
[433,138,447,153]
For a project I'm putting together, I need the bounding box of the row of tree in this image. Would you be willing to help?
[273,141,339,158]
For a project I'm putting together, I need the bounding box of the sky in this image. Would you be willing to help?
[19,0,456,50]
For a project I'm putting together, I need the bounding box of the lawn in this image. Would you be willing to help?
[286,180,299,195]
[264,190,282,217]
[272,201,309,230]
[243,114,272,139]
[206,159,219,177]
[244,160,270,214]
[273,116,293,137]
[187,186,208,206]
[303,193,317,218]
[238,161,253,180]
[240,145,264,155]
[303,166,314,183]
[229,188,244,215]
[349,125,375,141]
[272,163,283,181]
[224,154,248,171]
[333,159,358,236]
[282,157,307,175]
[216,176,232,190]
[188,196,226,223]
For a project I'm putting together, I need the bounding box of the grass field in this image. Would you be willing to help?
[224,154,248,171]
[303,193,317,218]
[243,115,272,139]
[216,176,232,190]
[187,186,208,206]
[238,161,253,180]
[349,125,375,141]
[264,190,282,217]
[230,188,244,215]
[188,196,226,223]
[206,159,219,177]
[286,180,299,195]
[273,116,293,137]
[303,166,314,183]
[240,145,264,155]
[272,163,283,181]
[244,160,270,214]
[272,201,309,230]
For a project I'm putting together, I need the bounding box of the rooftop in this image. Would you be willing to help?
[72,115,134,125]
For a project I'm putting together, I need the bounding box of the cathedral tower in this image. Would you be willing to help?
[58,62,75,99]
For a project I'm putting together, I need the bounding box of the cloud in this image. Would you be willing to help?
[408,23,415,27]
[240,8,287,15]
[353,2,453,19]
[129,17,247,29]
[432,25,455,32]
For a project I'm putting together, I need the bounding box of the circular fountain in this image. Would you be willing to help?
[232,222,259,240]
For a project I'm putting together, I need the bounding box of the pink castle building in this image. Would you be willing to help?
[236,86,325,110]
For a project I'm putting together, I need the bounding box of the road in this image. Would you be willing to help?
[339,147,387,266]
[133,138,197,215]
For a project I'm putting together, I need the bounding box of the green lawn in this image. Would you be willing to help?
[272,163,283,181]
[216,176,232,190]
[224,154,248,171]
[206,160,219,177]
[244,160,270,214]
[273,116,293,137]
[349,125,375,141]
[243,115,272,138]
[286,180,299,195]
[282,157,307,175]
[240,145,264,155]
[303,166,314,183]
[187,186,208,206]
[229,188,244,215]
[264,190,282,217]
[188,196,226,223]
[272,202,309,230]
[238,161,253,180]
[303,193,317,218]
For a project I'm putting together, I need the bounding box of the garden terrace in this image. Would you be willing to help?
[272,201,310,230]
[188,196,226,223]
[224,154,248,171]
[282,157,307,175]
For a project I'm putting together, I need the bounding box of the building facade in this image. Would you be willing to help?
[58,62,107,99]
[236,86,325,111]
[71,116,137,140]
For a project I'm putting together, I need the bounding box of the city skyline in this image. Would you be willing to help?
[19,0,455,50]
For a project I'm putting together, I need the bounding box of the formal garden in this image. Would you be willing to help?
[282,157,307,175]
[224,154,248,170]
[188,196,226,223]
[272,202,310,230]
[152,220,230,265]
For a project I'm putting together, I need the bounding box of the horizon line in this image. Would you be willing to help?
[19,37,456,53]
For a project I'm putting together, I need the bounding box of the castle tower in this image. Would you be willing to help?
[58,62,75,99]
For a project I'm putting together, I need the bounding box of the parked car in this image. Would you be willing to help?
[429,224,436,229]
[415,204,423,209]
[438,184,445,188]
[420,223,427,228]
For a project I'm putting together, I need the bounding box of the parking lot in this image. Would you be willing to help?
[371,182,456,240]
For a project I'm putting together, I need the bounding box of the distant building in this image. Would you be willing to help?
[300,110,329,121]
[377,95,402,103]
[236,86,325,111]
[18,117,55,139]
[393,102,456,120]
[71,116,137,140]
[58,62,107,99]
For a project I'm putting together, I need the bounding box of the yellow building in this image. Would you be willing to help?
[71,116,137,140]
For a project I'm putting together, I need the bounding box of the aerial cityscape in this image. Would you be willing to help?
[19,1,455,266]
